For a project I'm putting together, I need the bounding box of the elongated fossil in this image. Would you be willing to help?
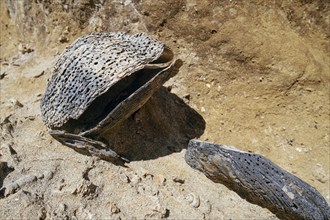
[185,139,330,220]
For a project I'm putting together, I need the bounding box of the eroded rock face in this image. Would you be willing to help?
[5,1,329,54]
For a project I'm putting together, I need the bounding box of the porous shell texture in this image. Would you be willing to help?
[40,32,165,128]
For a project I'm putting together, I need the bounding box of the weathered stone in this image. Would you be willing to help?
[185,139,330,220]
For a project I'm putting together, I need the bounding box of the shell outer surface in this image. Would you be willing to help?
[41,32,165,128]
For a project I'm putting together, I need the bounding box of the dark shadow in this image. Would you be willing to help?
[0,162,15,198]
[101,86,206,161]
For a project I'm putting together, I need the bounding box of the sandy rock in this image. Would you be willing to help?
[3,182,19,197]
[72,179,98,198]
[16,174,37,187]
[0,0,329,219]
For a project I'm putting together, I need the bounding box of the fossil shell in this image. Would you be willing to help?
[41,32,168,129]
[186,193,200,208]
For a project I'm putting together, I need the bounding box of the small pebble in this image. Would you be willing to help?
[138,168,153,179]
[172,176,185,184]
[9,98,23,108]
[313,164,328,183]
[37,173,45,179]
[295,147,308,153]
[183,94,191,101]
[19,44,34,54]
[33,71,45,78]
[59,35,69,43]
[72,180,97,198]
[38,207,47,220]
[16,174,37,187]
[186,193,200,208]
[25,116,35,120]
[130,174,141,185]
[119,173,130,183]
[155,175,166,186]
[109,202,120,214]
[44,170,54,180]
[0,72,7,80]
[59,203,67,212]
[4,182,19,197]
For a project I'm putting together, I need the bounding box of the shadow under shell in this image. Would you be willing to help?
[100,86,206,161]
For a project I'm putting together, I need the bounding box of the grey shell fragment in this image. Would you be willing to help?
[41,32,164,128]
[185,139,330,220]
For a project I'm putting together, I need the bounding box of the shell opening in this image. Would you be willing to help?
[60,64,172,134]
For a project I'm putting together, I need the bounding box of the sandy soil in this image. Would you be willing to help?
[1,0,329,219]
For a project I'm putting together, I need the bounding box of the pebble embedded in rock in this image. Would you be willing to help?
[3,182,19,197]
[59,203,67,212]
[72,180,98,198]
[33,70,45,78]
[172,176,185,184]
[16,174,37,187]
[43,170,54,180]
[155,175,166,186]
[129,174,141,186]
[59,35,69,43]
[0,72,7,79]
[313,164,328,183]
[38,207,47,220]
[138,168,153,179]
[183,94,191,101]
[119,173,130,183]
[186,193,200,208]
[9,98,23,108]
[109,202,121,214]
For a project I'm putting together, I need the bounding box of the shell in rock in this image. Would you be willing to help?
[186,193,200,208]
[41,32,166,129]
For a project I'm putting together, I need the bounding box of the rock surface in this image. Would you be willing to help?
[1,0,329,219]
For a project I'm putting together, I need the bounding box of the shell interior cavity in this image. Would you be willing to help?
[41,32,173,130]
